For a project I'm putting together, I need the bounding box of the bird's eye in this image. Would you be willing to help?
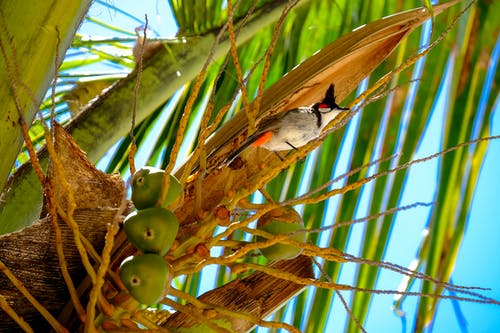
[136,176,145,185]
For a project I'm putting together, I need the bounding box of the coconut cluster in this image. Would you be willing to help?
[119,167,182,305]
[119,167,307,305]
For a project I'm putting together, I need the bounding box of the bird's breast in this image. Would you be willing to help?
[261,113,320,151]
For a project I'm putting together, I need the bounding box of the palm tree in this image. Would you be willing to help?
[0,0,498,332]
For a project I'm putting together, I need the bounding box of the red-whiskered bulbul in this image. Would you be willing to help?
[226,83,349,164]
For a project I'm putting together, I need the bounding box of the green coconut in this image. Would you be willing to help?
[131,166,183,210]
[119,254,169,305]
[123,207,179,255]
[257,206,306,261]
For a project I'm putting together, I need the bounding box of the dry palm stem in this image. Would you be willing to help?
[179,86,238,182]
[196,202,308,263]
[159,3,234,207]
[175,231,340,276]
[339,253,491,298]
[225,133,499,222]
[311,258,367,333]
[305,201,434,232]
[89,17,151,333]
[238,262,499,305]
[336,289,367,333]
[128,16,149,176]
[0,12,45,184]
[169,288,301,333]
[296,226,492,300]
[178,1,261,215]
[189,1,247,209]
[204,135,500,271]
[77,232,122,287]
[222,150,397,212]
[206,203,492,301]
[178,2,262,183]
[286,134,500,207]
[190,75,237,211]
[193,100,227,213]
[13,24,103,321]
[187,0,272,213]
[251,0,300,133]
[46,183,87,322]
[227,0,250,129]
[162,298,232,333]
[284,153,400,205]
[49,31,89,322]
[85,198,126,332]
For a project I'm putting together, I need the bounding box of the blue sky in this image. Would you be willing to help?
[80,1,500,332]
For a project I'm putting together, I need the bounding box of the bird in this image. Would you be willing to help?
[225,83,349,164]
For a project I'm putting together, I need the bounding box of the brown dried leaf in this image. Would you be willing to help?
[48,123,124,212]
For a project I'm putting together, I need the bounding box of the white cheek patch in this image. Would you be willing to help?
[319,107,331,113]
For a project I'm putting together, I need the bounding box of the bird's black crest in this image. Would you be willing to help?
[321,84,348,110]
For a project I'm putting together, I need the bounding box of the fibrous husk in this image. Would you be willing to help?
[0,124,125,331]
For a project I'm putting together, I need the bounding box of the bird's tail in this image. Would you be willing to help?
[189,132,260,173]
[224,132,262,165]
